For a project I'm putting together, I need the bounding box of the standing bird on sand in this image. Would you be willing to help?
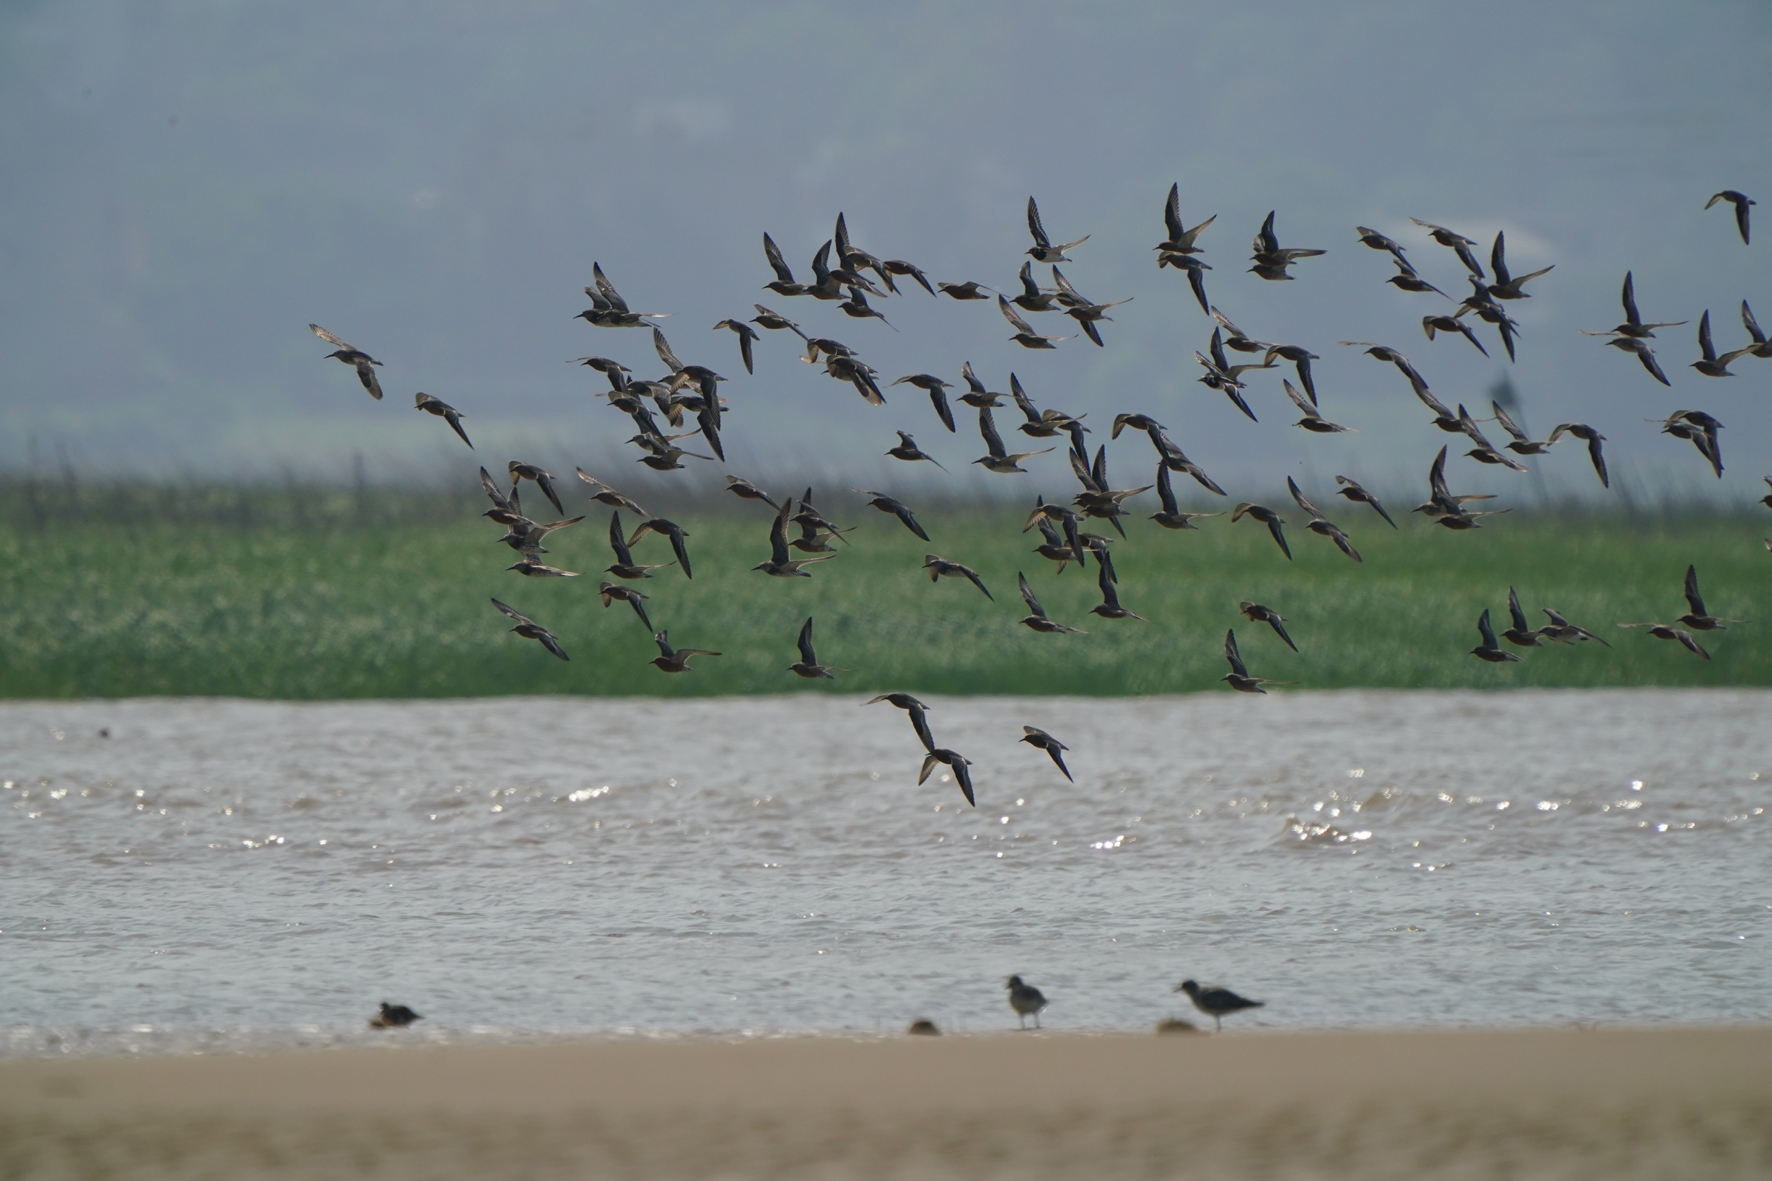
[1705,190,1754,245]
[1019,727,1073,782]
[414,393,472,448]
[1026,196,1089,263]
[1470,608,1521,663]
[1221,629,1294,694]
[490,599,569,662]
[788,617,837,680]
[1006,975,1048,1029]
[310,324,384,401]
[1176,979,1263,1033]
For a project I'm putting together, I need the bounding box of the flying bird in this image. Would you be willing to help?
[1018,572,1086,634]
[1026,195,1089,263]
[1655,410,1724,478]
[626,517,694,579]
[650,630,721,674]
[1690,309,1753,377]
[885,431,948,472]
[1409,217,1485,277]
[1249,210,1325,278]
[507,462,565,516]
[924,555,993,600]
[937,280,994,300]
[491,598,568,662]
[1581,272,1686,340]
[576,262,671,327]
[753,499,835,577]
[596,581,653,631]
[999,295,1072,349]
[712,318,760,374]
[1544,423,1608,488]
[920,748,976,807]
[310,324,384,400]
[1538,605,1610,647]
[1156,183,1216,256]
[1238,601,1298,652]
[973,405,1055,473]
[1705,190,1754,245]
[1616,621,1711,659]
[1283,379,1354,433]
[1287,478,1361,562]
[890,375,957,432]
[1231,502,1291,560]
[1332,476,1396,529]
[788,617,837,680]
[1221,629,1294,693]
[865,692,936,753]
[414,393,472,448]
[1502,587,1544,647]
[1486,231,1553,299]
[1020,727,1073,782]
[1469,608,1520,663]
[1678,564,1743,631]
[605,511,675,580]
[1089,552,1147,621]
[856,489,930,540]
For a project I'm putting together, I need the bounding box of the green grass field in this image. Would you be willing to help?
[1,481,1766,698]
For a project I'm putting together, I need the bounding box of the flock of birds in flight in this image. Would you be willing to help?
[309,184,1763,819]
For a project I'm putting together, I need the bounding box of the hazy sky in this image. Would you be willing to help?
[3,1,1769,502]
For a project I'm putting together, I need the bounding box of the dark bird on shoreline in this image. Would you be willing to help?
[1690,310,1753,377]
[788,617,837,680]
[1026,195,1089,263]
[1678,564,1744,631]
[754,500,834,577]
[1006,976,1047,1028]
[491,598,568,661]
[310,324,384,401]
[626,517,693,579]
[1616,621,1711,659]
[712,318,760,374]
[1231,502,1290,560]
[1486,231,1553,300]
[1221,629,1293,694]
[1470,608,1520,663]
[1287,478,1361,562]
[650,630,721,674]
[865,692,936,753]
[1332,476,1396,529]
[370,1003,421,1029]
[999,295,1072,349]
[606,511,675,580]
[1284,379,1354,433]
[1020,727,1073,782]
[577,262,671,327]
[1238,601,1297,652]
[1705,190,1754,245]
[891,375,957,432]
[1176,980,1263,1033]
[414,393,472,448]
[856,489,930,540]
[886,431,948,471]
[1409,217,1485,278]
[597,581,652,631]
[924,555,993,600]
[1503,587,1543,648]
[921,748,976,807]
[1018,572,1086,634]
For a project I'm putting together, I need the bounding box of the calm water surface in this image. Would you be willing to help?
[2,691,1768,1054]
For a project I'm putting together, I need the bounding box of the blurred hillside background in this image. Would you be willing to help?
[2,1,1770,504]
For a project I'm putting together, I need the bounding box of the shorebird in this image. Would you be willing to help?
[1502,587,1544,648]
[920,748,976,806]
[865,692,936,753]
[884,431,947,473]
[1019,726,1073,782]
[1283,379,1354,433]
[1422,313,1489,356]
[788,617,837,680]
[369,1002,421,1029]
[1149,430,1227,496]
[1032,513,1086,570]
[973,405,1054,473]
[1457,405,1529,472]
[1089,553,1147,622]
[1690,309,1754,377]
[1384,255,1449,298]
[937,280,994,300]
[712,318,760,374]
[1176,980,1263,1032]
[310,324,384,400]
[1741,301,1772,359]
[1607,335,1672,387]
[1486,231,1553,299]
[924,555,993,600]
[507,462,566,516]
[1159,247,1213,313]
[597,581,653,631]
[606,512,675,580]
[1678,565,1744,631]
[1332,476,1397,528]
[1052,267,1132,346]
[576,262,671,327]
[750,303,806,337]
[856,490,930,541]
[1409,217,1485,277]
[1150,463,1225,530]
[414,393,472,448]
[1026,195,1089,263]
[1231,502,1291,560]
[1537,606,1610,647]
[1616,621,1711,660]
[722,475,779,511]
[626,517,693,579]
[507,557,579,578]
[1155,183,1215,256]
[1018,572,1086,634]
[1249,209,1325,278]
[1263,342,1321,404]
[882,258,936,295]
[1011,262,1062,313]
[1489,402,1551,456]
[1238,602,1298,652]
[1221,629,1294,693]
[1210,307,1268,354]
[1413,446,1507,530]
[761,232,809,297]
[1338,341,1432,400]
[1287,478,1362,562]
[1006,976,1048,1028]
[491,598,568,661]
[650,630,721,674]
[999,295,1072,349]
[1655,410,1724,478]
[1581,272,1686,341]
[1470,608,1520,663]
[956,361,1005,408]
[890,375,957,432]
[1355,225,1410,267]
[1706,189,1754,245]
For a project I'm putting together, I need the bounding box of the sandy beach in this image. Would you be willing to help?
[3,1027,1769,1179]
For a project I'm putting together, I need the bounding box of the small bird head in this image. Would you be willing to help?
[1006,975,1024,989]
[1176,979,1199,996]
